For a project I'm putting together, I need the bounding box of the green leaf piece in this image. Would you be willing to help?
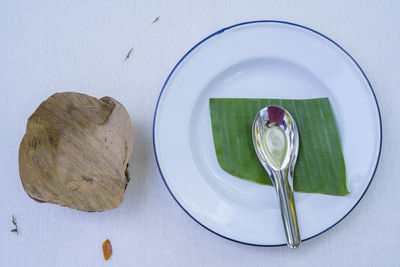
[209,98,348,196]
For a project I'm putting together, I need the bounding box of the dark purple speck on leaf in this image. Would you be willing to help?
[268,106,285,124]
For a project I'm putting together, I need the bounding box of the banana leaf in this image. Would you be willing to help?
[209,98,348,196]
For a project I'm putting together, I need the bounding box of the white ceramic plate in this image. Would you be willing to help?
[153,21,382,246]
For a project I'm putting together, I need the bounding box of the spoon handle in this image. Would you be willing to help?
[272,170,300,248]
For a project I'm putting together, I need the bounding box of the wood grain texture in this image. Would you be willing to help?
[18,92,134,211]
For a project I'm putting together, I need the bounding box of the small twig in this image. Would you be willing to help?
[152,16,160,23]
[11,215,18,235]
[125,48,134,60]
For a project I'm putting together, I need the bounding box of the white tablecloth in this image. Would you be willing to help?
[1,1,399,266]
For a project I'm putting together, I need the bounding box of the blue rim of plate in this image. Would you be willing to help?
[152,20,383,247]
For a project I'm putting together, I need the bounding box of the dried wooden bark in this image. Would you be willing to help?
[18,92,133,212]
